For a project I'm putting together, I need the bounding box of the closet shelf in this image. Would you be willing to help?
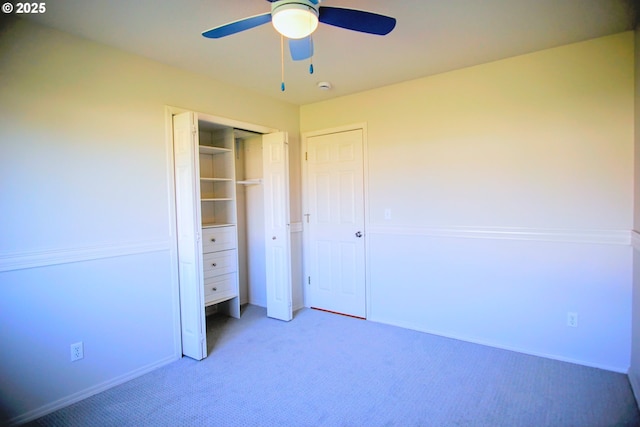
[202,222,235,229]
[201,198,233,202]
[201,177,233,182]
[199,145,232,155]
[236,179,262,185]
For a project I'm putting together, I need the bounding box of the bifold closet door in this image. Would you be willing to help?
[173,112,207,360]
[262,132,293,321]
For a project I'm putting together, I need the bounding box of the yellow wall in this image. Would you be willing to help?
[302,32,633,231]
[0,18,300,255]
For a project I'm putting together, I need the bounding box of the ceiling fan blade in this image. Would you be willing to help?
[319,7,396,35]
[289,36,314,61]
[202,13,272,39]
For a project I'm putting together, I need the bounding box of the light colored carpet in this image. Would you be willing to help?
[28,305,640,426]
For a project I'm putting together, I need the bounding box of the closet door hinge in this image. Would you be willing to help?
[308,276,311,285]
[305,152,308,161]
[191,124,197,135]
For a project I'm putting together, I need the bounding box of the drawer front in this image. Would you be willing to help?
[202,226,237,253]
[204,273,237,304]
[203,250,237,279]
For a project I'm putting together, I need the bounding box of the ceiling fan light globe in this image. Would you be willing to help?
[272,5,319,39]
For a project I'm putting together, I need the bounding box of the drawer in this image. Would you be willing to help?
[202,226,236,253]
[203,250,237,279]
[204,273,237,305]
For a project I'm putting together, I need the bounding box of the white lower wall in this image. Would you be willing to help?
[633,246,640,389]
[367,227,632,372]
[0,249,180,424]
[631,238,640,400]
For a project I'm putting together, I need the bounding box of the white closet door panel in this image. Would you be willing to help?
[179,263,201,353]
[173,112,206,360]
[263,132,293,321]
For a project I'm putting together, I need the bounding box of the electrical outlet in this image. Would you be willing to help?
[567,312,578,328]
[70,342,84,362]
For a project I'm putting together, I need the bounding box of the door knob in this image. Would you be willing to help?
[355,231,363,238]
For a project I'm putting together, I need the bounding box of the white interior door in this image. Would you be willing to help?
[306,128,366,318]
[263,132,293,321]
[173,112,207,360]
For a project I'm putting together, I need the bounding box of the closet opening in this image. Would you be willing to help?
[172,110,293,360]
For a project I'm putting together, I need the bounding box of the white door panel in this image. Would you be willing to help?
[263,132,293,321]
[307,129,365,318]
[173,112,206,360]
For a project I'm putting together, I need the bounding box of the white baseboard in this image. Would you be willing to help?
[629,371,640,406]
[9,354,180,426]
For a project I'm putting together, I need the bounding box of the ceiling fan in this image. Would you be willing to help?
[202,0,396,64]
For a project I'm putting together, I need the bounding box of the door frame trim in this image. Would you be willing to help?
[301,122,370,317]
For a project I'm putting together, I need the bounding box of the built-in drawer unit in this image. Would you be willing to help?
[203,250,237,279]
[204,273,237,305]
[202,226,237,253]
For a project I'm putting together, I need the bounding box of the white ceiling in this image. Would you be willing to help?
[26,0,636,105]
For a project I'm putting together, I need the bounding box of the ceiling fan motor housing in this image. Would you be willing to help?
[271,0,320,15]
[271,0,320,39]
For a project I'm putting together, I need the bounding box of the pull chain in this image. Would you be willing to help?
[280,34,285,91]
[309,36,314,74]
